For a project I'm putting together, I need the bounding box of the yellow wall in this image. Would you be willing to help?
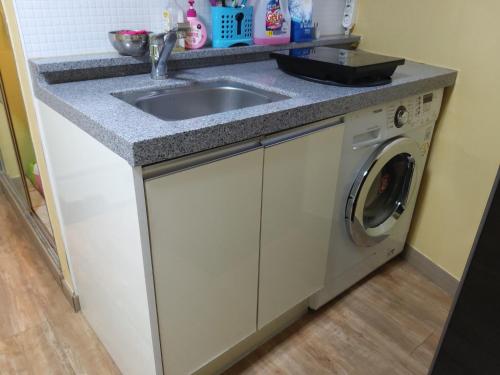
[0,9,36,174]
[0,93,20,177]
[0,9,22,177]
[355,0,500,279]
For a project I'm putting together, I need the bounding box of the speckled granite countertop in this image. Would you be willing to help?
[31,56,457,167]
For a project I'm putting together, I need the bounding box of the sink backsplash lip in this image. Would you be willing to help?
[29,35,361,85]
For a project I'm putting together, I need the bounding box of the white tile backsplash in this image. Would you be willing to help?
[314,0,345,37]
[14,0,345,58]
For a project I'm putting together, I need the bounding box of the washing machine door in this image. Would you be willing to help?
[346,137,421,247]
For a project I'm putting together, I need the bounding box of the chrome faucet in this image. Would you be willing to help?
[149,31,177,80]
[149,25,190,80]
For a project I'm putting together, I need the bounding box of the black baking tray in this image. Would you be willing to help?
[271,47,405,86]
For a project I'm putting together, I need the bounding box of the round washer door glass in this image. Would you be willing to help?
[363,153,413,228]
[346,137,420,247]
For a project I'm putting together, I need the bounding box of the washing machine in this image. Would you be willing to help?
[309,89,444,309]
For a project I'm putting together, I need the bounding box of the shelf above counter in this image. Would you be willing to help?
[30,35,361,84]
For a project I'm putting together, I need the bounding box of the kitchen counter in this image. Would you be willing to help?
[31,50,457,167]
[30,37,458,375]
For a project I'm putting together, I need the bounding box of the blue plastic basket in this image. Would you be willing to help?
[211,6,253,48]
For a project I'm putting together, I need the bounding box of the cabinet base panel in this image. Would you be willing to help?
[194,300,309,375]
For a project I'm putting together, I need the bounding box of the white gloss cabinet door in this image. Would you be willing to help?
[258,124,345,328]
[145,149,263,375]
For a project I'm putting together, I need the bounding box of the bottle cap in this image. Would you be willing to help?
[187,0,196,17]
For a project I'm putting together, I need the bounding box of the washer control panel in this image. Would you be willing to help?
[345,89,444,151]
[385,90,442,132]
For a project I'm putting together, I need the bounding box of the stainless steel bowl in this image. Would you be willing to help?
[108,31,151,57]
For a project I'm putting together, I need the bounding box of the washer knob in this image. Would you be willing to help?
[394,106,409,128]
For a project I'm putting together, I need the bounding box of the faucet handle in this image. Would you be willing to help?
[175,22,191,33]
[150,33,167,44]
[150,33,166,62]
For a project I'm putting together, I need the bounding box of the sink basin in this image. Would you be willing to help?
[115,80,289,121]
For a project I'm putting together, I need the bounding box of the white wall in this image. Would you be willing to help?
[14,0,345,58]
[313,0,345,38]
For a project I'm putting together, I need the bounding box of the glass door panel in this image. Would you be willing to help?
[0,87,29,208]
[0,8,54,239]
[363,153,415,229]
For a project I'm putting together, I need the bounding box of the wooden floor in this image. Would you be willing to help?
[0,189,452,375]
[225,263,452,375]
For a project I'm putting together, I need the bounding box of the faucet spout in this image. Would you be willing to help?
[150,31,177,80]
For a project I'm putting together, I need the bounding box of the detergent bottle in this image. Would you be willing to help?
[185,0,207,49]
[254,0,291,45]
[289,0,313,42]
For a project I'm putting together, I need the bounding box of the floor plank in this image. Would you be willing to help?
[13,320,75,375]
[0,334,29,374]
[47,311,121,375]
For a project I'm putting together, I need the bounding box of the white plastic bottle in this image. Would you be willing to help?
[254,0,291,45]
[163,0,179,32]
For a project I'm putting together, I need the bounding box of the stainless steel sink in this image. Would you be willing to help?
[115,80,289,121]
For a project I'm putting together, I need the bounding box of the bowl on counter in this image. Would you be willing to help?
[108,30,152,57]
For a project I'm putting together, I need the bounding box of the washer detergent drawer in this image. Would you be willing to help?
[258,118,345,329]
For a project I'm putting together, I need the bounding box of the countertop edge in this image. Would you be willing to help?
[131,71,457,166]
[32,64,457,167]
[32,79,137,165]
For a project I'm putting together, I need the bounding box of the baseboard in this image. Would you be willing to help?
[61,278,81,311]
[402,244,459,296]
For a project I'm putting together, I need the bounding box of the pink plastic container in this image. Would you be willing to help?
[253,0,291,46]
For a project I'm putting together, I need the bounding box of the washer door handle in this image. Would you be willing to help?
[345,196,355,220]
